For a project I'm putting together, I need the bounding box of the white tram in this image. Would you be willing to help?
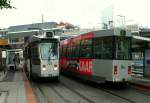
[24,36,59,80]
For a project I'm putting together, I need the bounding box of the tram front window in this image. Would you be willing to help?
[115,37,131,60]
[40,43,58,60]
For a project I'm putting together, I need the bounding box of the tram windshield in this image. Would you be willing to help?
[40,43,58,60]
[115,37,131,60]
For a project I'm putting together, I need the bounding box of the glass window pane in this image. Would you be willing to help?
[31,46,39,60]
[80,39,92,58]
[93,37,113,59]
[40,43,58,60]
[115,37,131,60]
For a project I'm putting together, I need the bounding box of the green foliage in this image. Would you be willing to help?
[0,0,14,9]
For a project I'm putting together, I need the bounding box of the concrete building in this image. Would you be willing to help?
[130,27,150,77]
[0,29,9,70]
[8,22,57,32]
[7,22,59,49]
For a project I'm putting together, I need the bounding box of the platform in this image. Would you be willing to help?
[128,76,150,91]
[0,70,37,103]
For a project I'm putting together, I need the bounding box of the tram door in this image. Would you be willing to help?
[144,49,150,77]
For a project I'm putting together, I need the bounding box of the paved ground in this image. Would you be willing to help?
[31,74,150,103]
[0,70,37,103]
[0,70,150,103]
[0,70,7,81]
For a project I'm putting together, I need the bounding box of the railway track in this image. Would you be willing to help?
[61,79,136,103]
[31,75,150,103]
[60,82,95,103]
[96,86,136,103]
[61,75,150,103]
[32,81,95,103]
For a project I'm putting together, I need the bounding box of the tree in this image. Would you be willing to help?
[0,0,14,9]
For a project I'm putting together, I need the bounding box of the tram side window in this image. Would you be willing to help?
[72,46,79,58]
[67,47,72,58]
[65,47,68,58]
[66,47,69,58]
[80,39,92,58]
[62,47,67,58]
[60,47,64,58]
[93,37,113,59]
[24,47,31,59]
[72,40,80,58]
[24,47,29,59]
[31,46,39,60]
[71,46,75,58]
[61,47,64,57]
[60,47,62,58]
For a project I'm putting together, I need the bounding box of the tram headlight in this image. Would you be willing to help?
[42,65,46,71]
[54,67,58,70]
[54,65,58,70]
[42,67,46,71]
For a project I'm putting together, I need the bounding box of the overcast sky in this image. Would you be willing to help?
[0,0,150,28]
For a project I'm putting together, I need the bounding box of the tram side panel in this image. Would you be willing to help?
[30,59,41,77]
[60,59,132,82]
[113,60,132,82]
[92,60,113,82]
[92,60,132,82]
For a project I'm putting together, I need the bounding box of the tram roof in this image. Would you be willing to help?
[27,36,59,44]
[62,28,132,40]
[92,28,131,37]
[60,28,132,45]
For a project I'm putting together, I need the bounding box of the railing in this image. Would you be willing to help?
[132,60,144,77]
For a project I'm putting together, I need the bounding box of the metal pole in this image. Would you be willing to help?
[117,15,125,29]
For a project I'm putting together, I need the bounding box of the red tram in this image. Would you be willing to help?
[60,28,132,83]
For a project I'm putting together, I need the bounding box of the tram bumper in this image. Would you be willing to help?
[41,70,59,77]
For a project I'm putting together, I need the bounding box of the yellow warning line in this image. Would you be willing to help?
[24,81,37,103]
[22,70,37,103]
